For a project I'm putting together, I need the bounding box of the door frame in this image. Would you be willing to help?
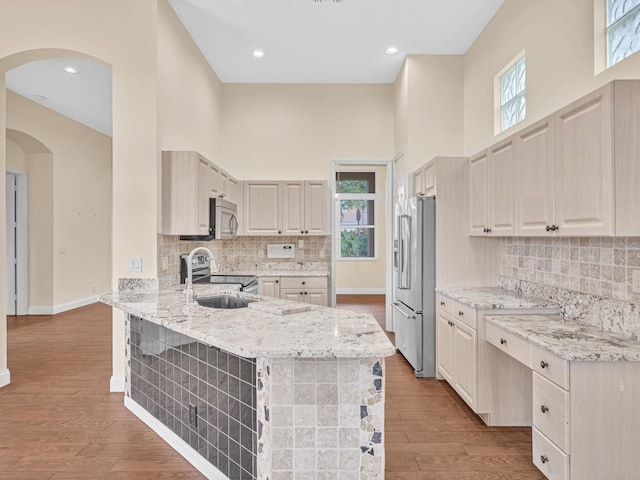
[6,171,28,315]
[330,159,394,331]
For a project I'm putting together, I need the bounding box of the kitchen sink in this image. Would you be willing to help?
[196,295,254,309]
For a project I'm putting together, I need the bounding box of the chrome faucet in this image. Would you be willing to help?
[184,247,216,301]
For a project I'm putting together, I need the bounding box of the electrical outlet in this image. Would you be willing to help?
[298,239,304,248]
[188,403,198,428]
[319,249,325,259]
[632,269,640,293]
[127,257,142,272]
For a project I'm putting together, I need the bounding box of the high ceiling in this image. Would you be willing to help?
[4,0,504,137]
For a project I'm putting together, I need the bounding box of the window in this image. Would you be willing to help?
[606,0,640,67]
[499,55,526,132]
[336,171,376,259]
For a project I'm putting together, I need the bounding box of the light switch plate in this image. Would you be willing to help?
[127,257,143,272]
[632,269,640,293]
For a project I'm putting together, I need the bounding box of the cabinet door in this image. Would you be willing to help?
[304,289,327,306]
[488,138,516,236]
[413,168,424,197]
[282,181,305,235]
[281,289,302,302]
[468,151,489,236]
[196,155,212,235]
[258,278,280,298]
[453,320,477,410]
[244,181,282,235]
[555,83,614,236]
[209,163,220,198]
[423,162,436,196]
[436,312,454,383]
[516,115,556,235]
[226,176,240,205]
[304,181,328,235]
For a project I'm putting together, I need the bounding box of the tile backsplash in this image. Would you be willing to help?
[501,237,640,304]
[158,235,331,287]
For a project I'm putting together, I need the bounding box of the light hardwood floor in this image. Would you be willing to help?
[1,298,544,479]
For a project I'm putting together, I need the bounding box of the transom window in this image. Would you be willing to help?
[606,0,640,67]
[335,171,376,259]
[499,55,526,132]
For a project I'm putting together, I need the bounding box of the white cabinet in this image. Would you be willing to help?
[162,151,241,236]
[244,181,328,236]
[258,276,328,306]
[412,160,435,197]
[468,151,489,235]
[244,181,283,235]
[469,139,516,236]
[258,277,280,298]
[515,115,556,235]
[220,171,241,205]
[554,83,615,236]
[436,311,453,383]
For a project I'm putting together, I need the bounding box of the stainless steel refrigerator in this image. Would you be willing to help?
[392,196,435,377]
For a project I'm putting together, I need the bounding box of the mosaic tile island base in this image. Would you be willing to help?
[101,284,395,480]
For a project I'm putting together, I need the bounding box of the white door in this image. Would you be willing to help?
[6,173,17,316]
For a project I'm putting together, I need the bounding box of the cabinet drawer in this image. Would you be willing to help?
[533,427,570,480]
[532,372,570,454]
[436,294,453,316]
[532,344,570,390]
[486,322,531,367]
[279,276,327,289]
[452,301,476,329]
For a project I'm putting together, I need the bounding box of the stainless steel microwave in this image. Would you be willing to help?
[179,197,238,241]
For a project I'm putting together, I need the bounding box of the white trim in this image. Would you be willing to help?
[330,159,394,326]
[125,396,226,480]
[336,288,386,295]
[6,170,28,316]
[0,369,10,388]
[28,295,99,315]
[110,375,125,392]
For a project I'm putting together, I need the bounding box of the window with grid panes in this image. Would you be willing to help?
[335,171,376,259]
[499,56,526,132]
[607,0,640,67]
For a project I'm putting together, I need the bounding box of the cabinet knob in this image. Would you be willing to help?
[546,225,552,232]
[301,230,304,234]
[553,225,559,231]
[440,301,445,306]
[275,280,279,284]
[540,360,549,369]
[458,311,464,317]
[500,338,507,345]
[305,230,309,234]
[304,292,308,295]
[219,194,225,198]
[300,291,304,295]
[302,281,306,285]
[540,404,549,413]
[278,230,282,234]
[540,455,549,464]
[483,227,488,233]
[449,321,454,327]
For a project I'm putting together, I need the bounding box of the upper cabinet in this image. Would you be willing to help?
[162,151,241,236]
[412,160,435,197]
[470,80,640,237]
[554,84,614,236]
[469,140,516,237]
[244,181,328,236]
[515,116,555,236]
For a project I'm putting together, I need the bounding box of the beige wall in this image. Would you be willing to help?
[335,165,387,291]
[219,84,394,181]
[6,138,26,172]
[464,0,640,155]
[6,91,112,308]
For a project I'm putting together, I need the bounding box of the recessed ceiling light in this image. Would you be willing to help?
[63,66,78,74]
[385,47,399,55]
[33,95,47,101]
[251,50,265,58]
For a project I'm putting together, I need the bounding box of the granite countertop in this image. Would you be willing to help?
[486,314,640,362]
[436,287,559,310]
[101,284,394,359]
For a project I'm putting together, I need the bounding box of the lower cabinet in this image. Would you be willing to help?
[258,276,328,306]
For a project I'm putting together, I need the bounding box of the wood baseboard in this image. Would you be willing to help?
[337,294,386,304]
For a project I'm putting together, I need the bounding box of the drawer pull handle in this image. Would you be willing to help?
[540,404,549,413]
[458,311,464,316]
[540,360,549,369]
[540,455,549,464]
[440,301,445,306]
[500,338,507,345]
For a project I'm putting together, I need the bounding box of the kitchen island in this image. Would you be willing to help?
[101,284,395,480]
